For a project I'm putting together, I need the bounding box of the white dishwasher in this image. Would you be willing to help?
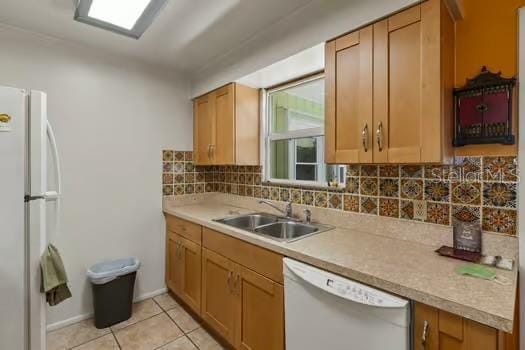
[284,258,411,350]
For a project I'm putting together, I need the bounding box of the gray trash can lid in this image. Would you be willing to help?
[87,257,141,285]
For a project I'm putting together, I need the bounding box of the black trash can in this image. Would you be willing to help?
[87,258,141,329]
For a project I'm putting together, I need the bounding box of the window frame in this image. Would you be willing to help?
[262,74,345,188]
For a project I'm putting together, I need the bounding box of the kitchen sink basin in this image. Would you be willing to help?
[254,222,319,240]
[214,213,333,242]
[217,213,278,230]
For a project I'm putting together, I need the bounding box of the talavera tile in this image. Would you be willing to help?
[290,189,302,204]
[345,177,360,194]
[400,165,423,178]
[452,205,481,224]
[451,182,481,205]
[174,151,185,161]
[328,193,342,209]
[315,191,328,208]
[302,190,314,206]
[379,178,399,198]
[379,165,399,178]
[483,182,517,208]
[400,179,423,200]
[482,207,517,235]
[424,180,450,202]
[425,202,450,225]
[379,198,399,218]
[360,165,378,177]
[360,196,378,215]
[343,194,359,212]
[400,200,415,220]
[483,156,517,182]
[161,150,518,236]
[163,150,174,162]
[360,177,378,196]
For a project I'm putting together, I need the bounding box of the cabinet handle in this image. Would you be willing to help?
[421,320,429,350]
[210,144,215,160]
[233,273,240,294]
[361,123,369,152]
[227,271,233,291]
[207,145,212,160]
[376,122,383,152]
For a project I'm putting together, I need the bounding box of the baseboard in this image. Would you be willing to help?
[46,287,168,332]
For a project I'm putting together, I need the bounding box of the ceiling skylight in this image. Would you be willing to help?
[74,0,168,39]
[88,0,151,30]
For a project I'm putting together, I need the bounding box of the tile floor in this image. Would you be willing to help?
[47,293,225,350]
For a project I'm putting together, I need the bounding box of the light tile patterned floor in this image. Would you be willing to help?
[47,293,225,350]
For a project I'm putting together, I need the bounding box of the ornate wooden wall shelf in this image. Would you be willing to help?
[453,66,516,147]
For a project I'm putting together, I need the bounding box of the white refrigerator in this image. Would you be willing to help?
[1,86,61,350]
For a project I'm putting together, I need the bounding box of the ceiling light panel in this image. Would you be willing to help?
[74,0,168,39]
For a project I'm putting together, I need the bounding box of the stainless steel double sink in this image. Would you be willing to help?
[214,213,333,243]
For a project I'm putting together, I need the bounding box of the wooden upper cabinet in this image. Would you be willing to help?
[193,83,260,166]
[326,25,373,164]
[214,84,235,164]
[194,93,215,165]
[326,0,454,164]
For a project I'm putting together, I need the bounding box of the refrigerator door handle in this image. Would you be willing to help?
[46,120,61,200]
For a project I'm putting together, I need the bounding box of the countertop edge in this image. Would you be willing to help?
[163,207,516,333]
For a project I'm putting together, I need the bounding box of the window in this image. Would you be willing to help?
[264,75,346,187]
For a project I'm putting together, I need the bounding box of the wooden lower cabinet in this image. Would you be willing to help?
[413,303,517,350]
[166,230,202,315]
[166,231,183,294]
[201,248,237,344]
[179,236,202,314]
[236,265,284,350]
[201,247,285,350]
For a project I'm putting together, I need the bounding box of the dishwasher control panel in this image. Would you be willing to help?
[284,258,408,308]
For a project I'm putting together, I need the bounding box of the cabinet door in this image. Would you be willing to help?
[201,248,237,344]
[235,266,284,350]
[166,231,183,294]
[179,237,202,315]
[194,93,215,165]
[413,303,499,350]
[326,25,373,164]
[374,1,442,163]
[214,84,235,165]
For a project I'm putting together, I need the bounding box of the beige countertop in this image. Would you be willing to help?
[163,202,517,332]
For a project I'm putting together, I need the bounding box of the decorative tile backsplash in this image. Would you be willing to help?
[162,150,518,236]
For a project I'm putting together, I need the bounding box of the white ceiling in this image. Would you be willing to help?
[0,0,316,75]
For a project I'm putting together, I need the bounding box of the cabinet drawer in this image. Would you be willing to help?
[166,215,202,244]
[202,227,283,284]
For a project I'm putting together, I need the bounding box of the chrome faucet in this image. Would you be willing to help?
[303,209,312,224]
[258,200,293,218]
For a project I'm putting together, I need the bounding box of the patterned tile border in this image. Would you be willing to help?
[162,150,519,236]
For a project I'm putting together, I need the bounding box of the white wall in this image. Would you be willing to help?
[0,24,193,326]
[190,0,419,97]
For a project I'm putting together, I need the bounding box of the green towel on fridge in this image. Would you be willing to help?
[40,244,72,306]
